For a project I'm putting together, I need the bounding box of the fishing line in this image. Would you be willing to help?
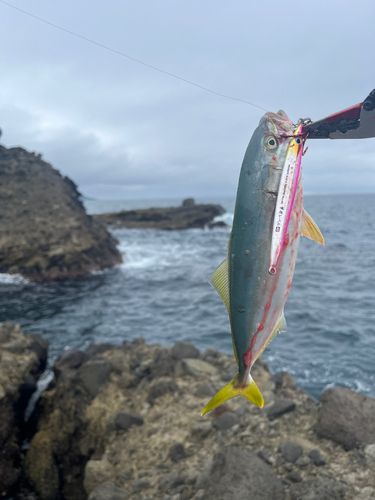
[0,0,268,112]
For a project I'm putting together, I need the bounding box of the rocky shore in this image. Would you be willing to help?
[0,145,122,282]
[2,325,375,500]
[92,198,227,230]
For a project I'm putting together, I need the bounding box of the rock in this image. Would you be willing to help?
[182,198,195,207]
[289,476,345,500]
[196,380,216,397]
[169,443,187,462]
[192,491,206,500]
[212,412,239,431]
[317,387,375,449]
[286,470,302,483]
[355,487,375,500]
[364,443,375,463]
[200,447,284,499]
[191,421,212,439]
[27,333,48,369]
[151,348,176,377]
[93,202,226,230]
[256,448,273,465]
[184,469,199,485]
[202,347,221,361]
[272,371,298,391]
[175,358,217,378]
[171,341,200,360]
[25,431,60,500]
[84,459,115,494]
[86,343,114,358]
[1,339,27,354]
[267,398,296,420]
[118,469,133,484]
[54,349,89,377]
[295,457,310,467]
[0,463,21,493]
[132,478,150,493]
[88,482,128,500]
[159,473,184,492]
[0,145,122,281]
[278,441,303,463]
[147,380,179,404]
[308,449,326,466]
[115,412,144,431]
[75,359,112,397]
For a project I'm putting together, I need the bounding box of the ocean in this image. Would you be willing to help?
[1,193,374,401]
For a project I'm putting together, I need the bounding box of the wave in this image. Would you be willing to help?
[0,273,29,285]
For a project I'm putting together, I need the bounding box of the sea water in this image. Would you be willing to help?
[1,194,374,401]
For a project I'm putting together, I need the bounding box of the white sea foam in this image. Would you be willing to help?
[213,212,234,227]
[0,273,28,284]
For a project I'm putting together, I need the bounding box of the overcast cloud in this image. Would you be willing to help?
[0,0,374,200]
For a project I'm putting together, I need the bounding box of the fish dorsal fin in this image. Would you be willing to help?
[210,257,230,315]
[302,209,325,245]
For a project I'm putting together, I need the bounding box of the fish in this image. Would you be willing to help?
[202,110,324,415]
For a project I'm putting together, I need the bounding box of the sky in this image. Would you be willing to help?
[0,0,375,200]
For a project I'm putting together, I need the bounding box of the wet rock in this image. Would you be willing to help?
[278,441,303,463]
[115,412,144,431]
[174,358,217,378]
[27,333,48,369]
[171,341,200,360]
[267,398,296,420]
[147,380,179,404]
[87,481,128,500]
[191,421,212,439]
[289,476,345,500]
[317,387,375,450]
[308,449,326,466]
[212,412,239,431]
[132,478,150,493]
[84,459,115,494]
[75,359,112,397]
[286,470,302,483]
[200,447,284,499]
[169,443,187,462]
[159,473,184,492]
[54,349,89,377]
[195,380,216,397]
[151,348,176,377]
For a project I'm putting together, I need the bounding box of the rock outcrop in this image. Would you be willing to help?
[0,145,122,282]
[0,322,48,498]
[92,198,226,230]
[24,337,375,500]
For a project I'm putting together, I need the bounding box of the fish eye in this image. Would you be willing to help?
[265,136,278,150]
[295,137,302,145]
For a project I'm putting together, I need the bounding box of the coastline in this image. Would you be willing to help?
[1,323,374,500]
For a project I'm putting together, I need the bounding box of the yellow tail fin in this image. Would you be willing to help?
[201,374,264,416]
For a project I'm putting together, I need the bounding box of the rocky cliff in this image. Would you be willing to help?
[0,322,48,498]
[0,145,122,282]
[21,336,375,500]
[93,198,226,230]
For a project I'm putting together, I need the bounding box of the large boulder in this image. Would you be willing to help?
[289,476,345,500]
[0,145,122,281]
[0,322,48,498]
[199,446,284,500]
[316,387,375,450]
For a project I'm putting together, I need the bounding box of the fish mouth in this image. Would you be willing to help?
[260,110,294,137]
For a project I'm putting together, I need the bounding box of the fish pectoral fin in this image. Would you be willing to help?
[302,209,325,245]
[201,374,264,416]
[210,257,230,315]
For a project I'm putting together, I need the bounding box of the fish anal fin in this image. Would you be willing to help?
[302,209,325,245]
[255,312,287,362]
[210,257,230,315]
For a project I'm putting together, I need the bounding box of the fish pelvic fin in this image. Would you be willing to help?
[201,373,264,416]
[302,209,325,245]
